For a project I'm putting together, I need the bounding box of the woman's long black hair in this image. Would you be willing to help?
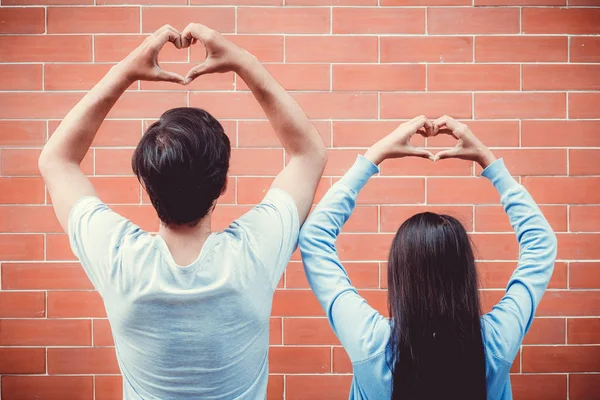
[388,212,487,400]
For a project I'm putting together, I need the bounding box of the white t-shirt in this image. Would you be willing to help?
[68,189,299,399]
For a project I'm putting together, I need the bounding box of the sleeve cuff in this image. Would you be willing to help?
[339,155,380,193]
[481,158,519,194]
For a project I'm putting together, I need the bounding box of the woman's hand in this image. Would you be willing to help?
[432,115,497,169]
[364,115,434,166]
[117,25,186,85]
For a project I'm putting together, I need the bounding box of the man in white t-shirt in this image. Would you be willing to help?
[38,24,327,399]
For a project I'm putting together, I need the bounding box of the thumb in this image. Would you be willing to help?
[185,62,210,84]
[157,69,185,85]
[412,147,435,161]
[434,147,461,162]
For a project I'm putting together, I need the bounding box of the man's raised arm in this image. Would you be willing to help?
[38,25,186,231]
[182,24,328,223]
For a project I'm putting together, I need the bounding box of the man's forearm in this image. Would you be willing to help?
[236,56,325,159]
[39,64,133,168]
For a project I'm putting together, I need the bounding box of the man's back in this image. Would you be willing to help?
[69,191,299,399]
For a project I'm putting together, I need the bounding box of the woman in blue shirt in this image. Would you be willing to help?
[299,115,557,400]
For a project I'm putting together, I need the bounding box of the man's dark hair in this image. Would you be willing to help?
[132,107,231,227]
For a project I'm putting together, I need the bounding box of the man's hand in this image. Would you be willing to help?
[182,23,255,83]
[118,25,186,84]
[432,115,497,169]
[364,115,435,166]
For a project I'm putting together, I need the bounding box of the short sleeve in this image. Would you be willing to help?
[233,188,300,289]
[68,196,139,294]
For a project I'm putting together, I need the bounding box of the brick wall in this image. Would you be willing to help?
[1,1,599,399]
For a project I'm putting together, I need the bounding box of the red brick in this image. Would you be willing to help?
[270,318,282,345]
[0,7,45,33]
[568,318,600,344]
[523,318,565,344]
[483,149,567,176]
[558,234,600,260]
[538,291,600,316]
[0,234,44,261]
[237,64,329,91]
[522,7,600,34]
[334,233,393,261]
[95,35,186,63]
[229,149,283,176]
[0,177,45,204]
[286,36,378,63]
[48,347,120,374]
[212,35,284,63]
[428,178,499,204]
[569,92,600,119]
[521,120,600,148]
[142,6,234,33]
[48,7,139,33]
[524,176,600,204]
[478,262,567,289]
[476,205,566,233]
[93,319,115,346]
[48,291,106,318]
[286,261,379,289]
[0,319,91,346]
[1,376,93,400]
[570,206,600,232]
[292,93,377,119]
[470,233,519,260]
[107,92,186,118]
[354,177,424,205]
[429,7,519,34]
[570,374,600,400]
[569,149,600,176]
[381,205,473,233]
[432,120,521,148]
[569,262,600,289]
[0,36,92,62]
[269,346,330,373]
[46,234,77,261]
[381,36,473,62]
[428,64,520,91]
[44,64,118,91]
[510,374,567,400]
[238,120,330,147]
[267,375,283,400]
[333,7,424,34]
[476,35,567,62]
[0,92,84,119]
[272,290,325,317]
[476,93,566,119]
[477,0,564,3]
[83,176,139,203]
[111,205,159,232]
[94,148,134,175]
[0,64,42,90]
[5,0,91,3]
[284,318,339,345]
[190,92,263,119]
[383,157,473,177]
[523,65,600,91]
[571,37,600,63]
[286,375,352,400]
[332,346,352,373]
[332,64,425,91]
[238,7,329,33]
[0,291,45,318]
[381,93,472,119]
[0,206,62,233]
[332,121,423,148]
[0,121,46,146]
[192,0,280,3]
[95,376,122,400]
[2,262,93,290]
[322,149,368,176]
[383,0,469,3]
[2,148,92,176]
[523,346,600,372]
[0,348,46,374]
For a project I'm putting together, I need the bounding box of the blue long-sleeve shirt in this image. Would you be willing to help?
[299,155,557,400]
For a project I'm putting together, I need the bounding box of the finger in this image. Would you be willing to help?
[182,23,213,44]
[423,119,434,137]
[154,25,182,50]
[406,115,428,135]
[434,147,462,162]
[433,115,461,133]
[157,69,186,85]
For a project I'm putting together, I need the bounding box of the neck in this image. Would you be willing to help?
[158,214,213,266]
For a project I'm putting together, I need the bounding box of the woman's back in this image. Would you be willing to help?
[299,117,557,400]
